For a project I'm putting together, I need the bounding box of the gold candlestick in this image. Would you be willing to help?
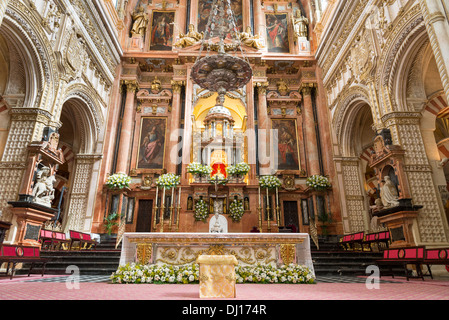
[266,187,271,232]
[160,187,165,232]
[153,186,159,232]
[176,187,181,232]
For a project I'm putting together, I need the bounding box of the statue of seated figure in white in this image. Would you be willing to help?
[209,200,228,233]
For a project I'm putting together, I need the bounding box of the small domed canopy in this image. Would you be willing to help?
[207,105,232,117]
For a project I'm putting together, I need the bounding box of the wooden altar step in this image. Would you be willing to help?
[17,235,122,276]
[310,236,404,276]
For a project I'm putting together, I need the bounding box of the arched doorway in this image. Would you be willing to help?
[58,95,102,233]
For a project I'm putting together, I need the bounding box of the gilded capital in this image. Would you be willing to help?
[255,81,269,95]
[121,80,139,93]
[171,80,185,94]
[300,83,316,96]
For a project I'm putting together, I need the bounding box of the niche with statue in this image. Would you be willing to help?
[369,129,422,247]
[8,128,65,247]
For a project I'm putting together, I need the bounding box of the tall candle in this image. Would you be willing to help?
[171,186,174,206]
[178,186,181,206]
[258,186,261,206]
[162,187,166,207]
[155,185,159,205]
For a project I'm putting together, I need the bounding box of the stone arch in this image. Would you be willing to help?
[332,85,372,156]
[377,6,426,113]
[2,5,58,110]
[61,84,104,154]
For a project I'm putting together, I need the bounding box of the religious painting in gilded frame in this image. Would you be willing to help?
[265,13,290,53]
[137,117,167,170]
[271,119,300,171]
[149,11,175,51]
[197,0,243,36]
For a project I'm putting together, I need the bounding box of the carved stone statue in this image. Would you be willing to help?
[380,176,400,208]
[292,10,309,38]
[32,167,56,208]
[238,26,263,49]
[130,4,149,38]
[209,200,228,233]
[174,24,204,48]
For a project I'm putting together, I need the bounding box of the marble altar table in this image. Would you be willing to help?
[119,233,315,276]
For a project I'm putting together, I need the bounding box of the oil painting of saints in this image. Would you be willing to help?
[150,11,175,51]
[272,119,300,171]
[265,13,289,53]
[198,0,243,36]
[138,118,167,169]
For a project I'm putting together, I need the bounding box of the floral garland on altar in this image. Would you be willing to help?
[194,199,209,222]
[110,263,316,285]
[258,175,282,189]
[156,173,180,189]
[106,173,131,190]
[229,199,244,222]
[306,175,331,191]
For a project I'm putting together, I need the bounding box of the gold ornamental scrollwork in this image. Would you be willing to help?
[280,244,296,265]
[136,243,153,265]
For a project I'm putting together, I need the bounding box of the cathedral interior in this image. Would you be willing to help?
[0,0,448,261]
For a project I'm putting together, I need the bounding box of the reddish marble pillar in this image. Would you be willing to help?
[167,81,183,173]
[256,82,270,175]
[301,84,320,176]
[116,80,138,174]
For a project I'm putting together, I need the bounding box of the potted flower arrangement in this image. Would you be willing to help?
[187,162,212,182]
[156,173,180,189]
[106,173,132,190]
[227,162,250,182]
[306,175,331,191]
[194,199,209,222]
[229,199,244,222]
[259,175,282,189]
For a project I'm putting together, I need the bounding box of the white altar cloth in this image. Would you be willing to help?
[119,233,315,276]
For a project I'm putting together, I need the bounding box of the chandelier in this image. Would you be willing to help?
[191,0,253,103]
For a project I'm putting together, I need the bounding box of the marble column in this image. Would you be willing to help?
[167,81,183,173]
[301,83,320,176]
[420,0,449,99]
[0,0,9,26]
[115,80,138,174]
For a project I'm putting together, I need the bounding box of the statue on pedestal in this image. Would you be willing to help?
[380,176,400,208]
[174,24,204,48]
[237,26,263,49]
[130,4,149,38]
[209,200,228,233]
[292,10,309,39]
[32,166,56,208]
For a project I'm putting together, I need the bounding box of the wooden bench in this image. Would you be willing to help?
[423,248,449,279]
[363,231,390,251]
[39,230,71,251]
[39,229,54,251]
[340,232,365,251]
[69,230,97,250]
[376,246,430,281]
[0,244,48,280]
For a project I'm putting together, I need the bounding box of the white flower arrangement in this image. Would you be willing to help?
[226,162,250,177]
[156,173,180,189]
[259,175,282,189]
[229,199,244,222]
[306,175,331,191]
[187,162,212,176]
[194,199,209,222]
[209,173,228,186]
[110,263,316,285]
[106,173,131,190]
